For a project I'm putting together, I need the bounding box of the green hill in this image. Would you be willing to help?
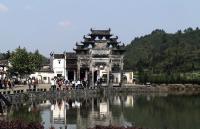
[124,27,200,84]
[125,27,200,73]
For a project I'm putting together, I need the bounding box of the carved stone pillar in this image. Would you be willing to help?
[92,66,94,88]
[107,66,110,86]
[74,70,76,81]
[85,70,88,81]
[77,63,80,80]
[66,70,68,80]
[120,56,124,86]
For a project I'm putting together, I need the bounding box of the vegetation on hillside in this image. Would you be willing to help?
[124,27,200,84]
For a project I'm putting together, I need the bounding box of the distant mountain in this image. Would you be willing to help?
[124,27,200,73]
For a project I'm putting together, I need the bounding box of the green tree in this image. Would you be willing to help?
[9,47,43,78]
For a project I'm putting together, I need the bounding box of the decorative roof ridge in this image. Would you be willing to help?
[65,52,76,54]
[110,36,118,41]
[90,28,111,32]
[83,35,91,39]
[89,28,112,36]
[81,41,94,43]
[76,42,84,46]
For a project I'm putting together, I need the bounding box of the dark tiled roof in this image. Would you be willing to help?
[38,68,54,73]
[66,65,77,69]
[54,54,65,59]
[123,70,134,72]
[90,29,111,35]
[66,52,77,59]
[0,60,8,66]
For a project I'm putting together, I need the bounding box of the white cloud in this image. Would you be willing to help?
[58,20,71,28]
[0,3,8,13]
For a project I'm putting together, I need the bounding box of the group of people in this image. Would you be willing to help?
[0,77,39,90]
[50,78,89,91]
[0,77,15,89]
[0,76,102,91]
[27,77,38,90]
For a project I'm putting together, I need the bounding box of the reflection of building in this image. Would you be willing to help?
[125,96,134,107]
[113,95,134,107]
[76,98,112,129]
[50,100,66,124]
[45,96,135,129]
[88,100,112,128]
[113,96,121,106]
[77,96,135,129]
[38,100,51,108]
[51,29,126,86]
[99,102,110,118]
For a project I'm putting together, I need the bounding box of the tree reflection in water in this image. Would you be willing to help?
[9,102,42,123]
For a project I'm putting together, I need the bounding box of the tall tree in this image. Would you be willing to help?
[9,47,43,78]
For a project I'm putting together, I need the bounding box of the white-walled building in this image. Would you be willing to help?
[52,54,67,79]
[30,65,54,84]
[50,53,77,81]
[123,71,135,84]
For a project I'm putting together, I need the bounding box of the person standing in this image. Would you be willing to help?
[32,78,36,91]
[50,78,56,91]
[0,79,2,89]
[28,77,32,90]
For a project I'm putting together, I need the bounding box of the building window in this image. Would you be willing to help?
[43,77,47,80]
[58,60,61,64]
[57,74,62,77]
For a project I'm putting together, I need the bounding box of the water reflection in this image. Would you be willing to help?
[4,94,200,129]
[10,102,42,123]
[51,100,66,124]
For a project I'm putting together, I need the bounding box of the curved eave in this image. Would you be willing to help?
[110,36,118,41]
[112,49,126,52]
[81,41,94,44]
[108,41,121,44]
[73,49,89,51]
[89,34,113,37]
[76,45,84,47]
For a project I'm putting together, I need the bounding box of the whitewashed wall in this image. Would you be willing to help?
[124,72,134,84]
[30,72,54,84]
[53,59,66,78]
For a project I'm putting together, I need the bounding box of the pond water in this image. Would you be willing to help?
[6,93,200,129]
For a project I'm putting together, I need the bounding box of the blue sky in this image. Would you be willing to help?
[0,0,200,56]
